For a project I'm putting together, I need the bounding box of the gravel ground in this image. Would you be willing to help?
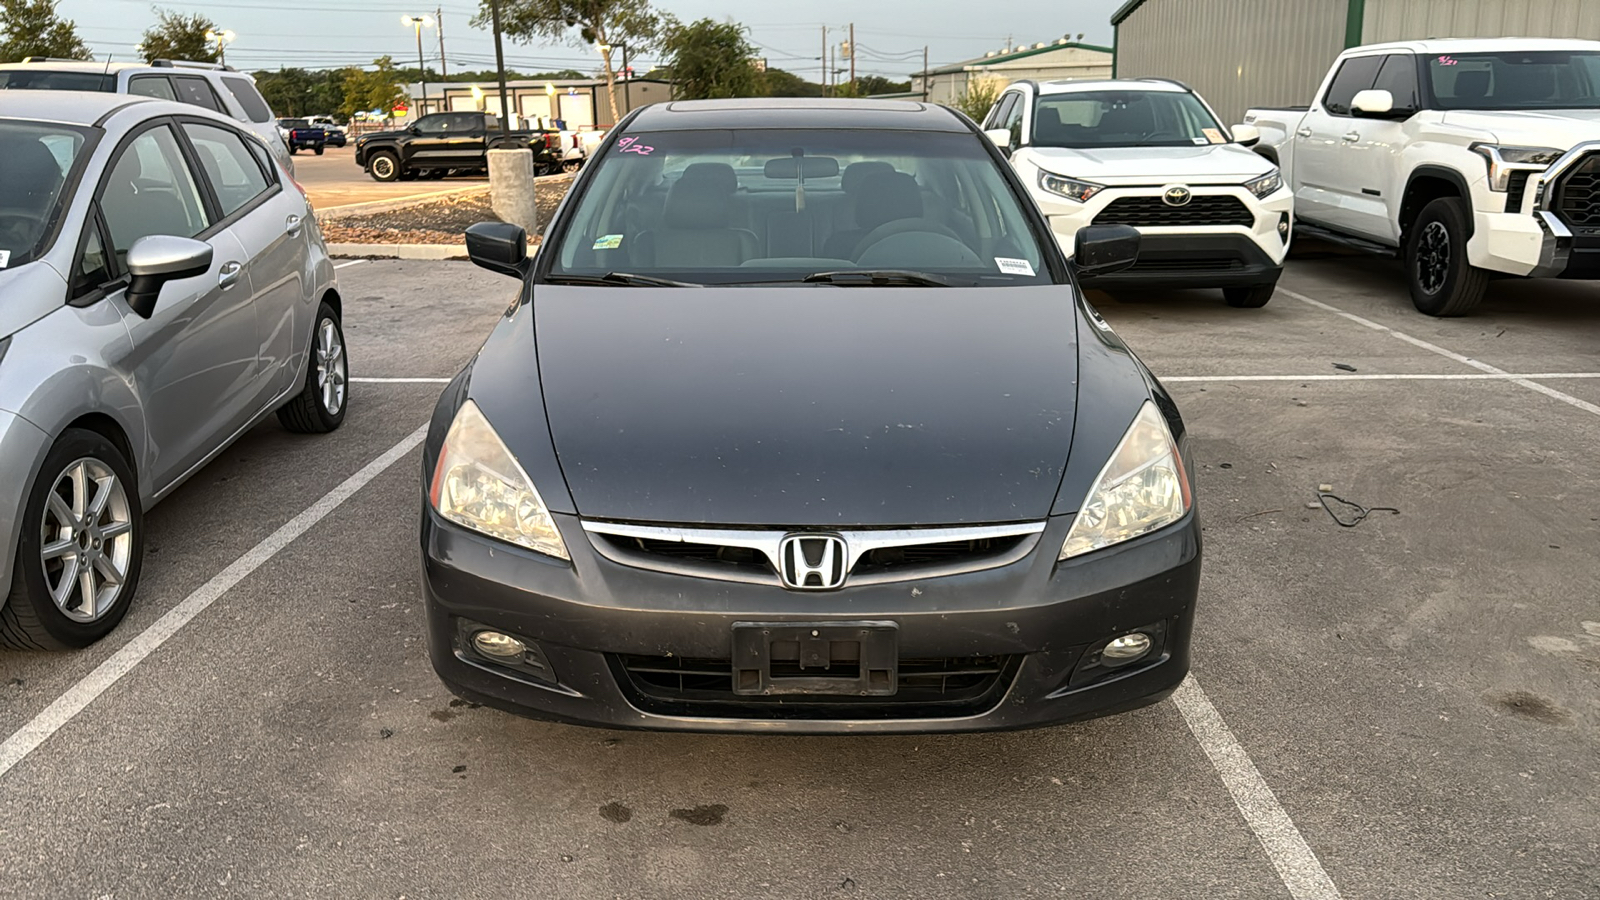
[319,174,575,245]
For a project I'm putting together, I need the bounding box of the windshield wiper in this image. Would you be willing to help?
[544,272,702,287]
[801,270,963,287]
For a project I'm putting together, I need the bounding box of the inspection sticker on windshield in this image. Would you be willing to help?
[0,250,9,269]
[1202,128,1226,144]
[995,257,1035,276]
[592,234,624,250]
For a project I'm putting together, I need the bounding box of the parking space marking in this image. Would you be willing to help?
[1164,372,1600,383]
[350,376,453,384]
[1282,288,1600,418]
[333,260,367,270]
[1175,676,1343,900]
[0,425,429,782]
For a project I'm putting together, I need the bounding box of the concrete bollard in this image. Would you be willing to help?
[488,148,539,234]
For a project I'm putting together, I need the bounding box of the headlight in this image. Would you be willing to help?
[1243,168,1283,199]
[429,400,569,560]
[1038,170,1104,203]
[1470,143,1563,192]
[1059,401,1191,560]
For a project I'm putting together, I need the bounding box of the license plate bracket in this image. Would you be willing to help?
[731,621,898,696]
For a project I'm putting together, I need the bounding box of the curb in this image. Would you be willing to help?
[326,243,466,260]
[315,185,491,219]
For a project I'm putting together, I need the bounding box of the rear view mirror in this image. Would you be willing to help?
[1072,224,1141,277]
[1351,89,1395,117]
[984,128,1013,156]
[763,156,840,179]
[1231,123,1261,147]
[124,235,212,318]
[466,221,529,278]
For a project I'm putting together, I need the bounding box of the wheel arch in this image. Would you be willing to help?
[1400,166,1472,246]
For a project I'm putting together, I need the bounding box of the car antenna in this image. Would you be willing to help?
[102,53,113,76]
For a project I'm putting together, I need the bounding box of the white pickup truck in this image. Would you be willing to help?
[1245,38,1600,315]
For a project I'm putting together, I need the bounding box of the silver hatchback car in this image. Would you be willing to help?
[0,92,347,650]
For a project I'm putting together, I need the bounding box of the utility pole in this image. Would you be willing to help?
[922,45,929,101]
[621,43,631,114]
[828,43,835,96]
[848,23,855,94]
[436,6,448,81]
[820,25,828,97]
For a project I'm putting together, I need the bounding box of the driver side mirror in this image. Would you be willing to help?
[1072,224,1141,277]
[984,128,1014,157]
[466,221,530,278]
[124,235,212,319]
[1231,123,1261,147]
[1351,89,1399,118]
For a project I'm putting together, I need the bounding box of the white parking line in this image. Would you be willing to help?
[1164,372,1600,383]
[350,376,452,384]
[1281,288,1600,418]
[0,425,429,782]
[1174,676,1343,900]
[334,260,367,270]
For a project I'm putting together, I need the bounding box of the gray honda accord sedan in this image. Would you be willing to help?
[0,92,346,650]
[421,99,1199,733]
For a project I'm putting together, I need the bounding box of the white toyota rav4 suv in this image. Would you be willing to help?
[983,78,1293,307]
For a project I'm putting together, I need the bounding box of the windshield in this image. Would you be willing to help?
[0,69,114,92]
[0,120,93,269]
[548,128,1051,285]
[1425,51,1600,110]
[280,118,309,128]
[1031,90,1227,148]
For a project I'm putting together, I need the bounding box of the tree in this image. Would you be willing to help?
[138,8,217,63]
[763,67,823,98]
[855,74,910,96]
[340,57,405,121]
[659,18,764,101]
[0,0,90,62]
[949,75,1003,123]
[477,0,659,124]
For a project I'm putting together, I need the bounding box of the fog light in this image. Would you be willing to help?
[472,630,527,660]
[1277,213,1291,241]
[1103,632,1153,663]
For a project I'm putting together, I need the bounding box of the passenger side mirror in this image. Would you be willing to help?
[1351,89,1396,118]
[124,235,213,319]
[1072,224,1141,277]
[984,128,1013,157]
[466,221,530,278]
[1231,123,1261,147]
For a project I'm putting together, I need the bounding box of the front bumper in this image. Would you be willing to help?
[1082,233,1284,289]
[0,410,52,607]
[422,509,1201,734]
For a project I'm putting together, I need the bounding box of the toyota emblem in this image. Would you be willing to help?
[1162,185,1193,207]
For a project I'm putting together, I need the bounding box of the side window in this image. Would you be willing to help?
[183,122,271,218]
[985,93,1017,130]
[243,137,277,181]
[417,115,450,135]
[1003,94,1027,146]
[1321,55,1385,116]
[173,76,224,112]
[221,76,274,123]
[73,214,114,299]
[128,75,176,101]
[1372,54,1420,113]
[100,125,212,265]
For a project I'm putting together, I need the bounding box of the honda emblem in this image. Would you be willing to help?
[778,534,848,590]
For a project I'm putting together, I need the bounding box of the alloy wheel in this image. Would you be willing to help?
[316,318,347,415]
[372,157,395,179]
[40,458,134,623]
[1416,220,1450,295]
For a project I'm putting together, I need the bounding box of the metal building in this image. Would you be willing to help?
[1111,0,1600,123]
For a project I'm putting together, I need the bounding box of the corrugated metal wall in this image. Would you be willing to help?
[1115,0,1348,124]
[1363,0,1600,42]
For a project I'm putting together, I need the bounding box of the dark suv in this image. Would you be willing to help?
[353,111,562,182]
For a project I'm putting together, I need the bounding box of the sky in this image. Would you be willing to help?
[59,0,1124,82]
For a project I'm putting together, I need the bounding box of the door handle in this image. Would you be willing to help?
[1296,127,1313,138]
[1342,131,1361,143]
[218,262,244,289]
[286,214,302,237]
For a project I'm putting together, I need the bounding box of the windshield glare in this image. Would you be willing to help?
[550,129,1050,285]
[0,121,91,269]
[1426,51,1600,110]
[1032,90,1226,148]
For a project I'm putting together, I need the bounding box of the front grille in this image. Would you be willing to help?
[1126,257,1244,272]
[1096,195,1255,228]
[613,654,1017,719]
[1554,153,1600,234]
[1505,170,1533,213]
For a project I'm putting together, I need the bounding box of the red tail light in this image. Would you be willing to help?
[544,133,560,150]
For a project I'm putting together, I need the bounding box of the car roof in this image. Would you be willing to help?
[1349,37,1600,55]
[0,60,242,76]
[629,98,971,133]
[0,89,151,126]
[1034,78,1188,95]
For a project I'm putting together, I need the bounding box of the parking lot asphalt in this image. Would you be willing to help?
[292,146,487,210]
[2,255,1598,899]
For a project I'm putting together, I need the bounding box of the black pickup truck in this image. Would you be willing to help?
[352,111,564,182]
[276,118,327,155]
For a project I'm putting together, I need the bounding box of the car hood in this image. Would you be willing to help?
[356,128,406,141]
[1438,109,1600,150]
[1029,143,1272,184]
[532,285,1080,526]
[0,262,68,340]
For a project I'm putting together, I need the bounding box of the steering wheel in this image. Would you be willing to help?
[0,207,46,252]
[852,217,965,260]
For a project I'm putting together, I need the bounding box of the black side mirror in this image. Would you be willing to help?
[466,221,530,278]
[1072,224,1141,277]
[124,235,213,318]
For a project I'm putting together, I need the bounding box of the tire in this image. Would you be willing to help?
[277,303,349,434]
[562,159,582,174]
[288,145,299,156]
[1223,284,1275,308]
[1407,197,1489,317]
[313,144,325,156]
[1,429,143,650]
[369,151,401,182]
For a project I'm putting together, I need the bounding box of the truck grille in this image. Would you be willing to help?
[612,654,1017,719]
[1095,195,1255,228]
[1554,153,1600,234]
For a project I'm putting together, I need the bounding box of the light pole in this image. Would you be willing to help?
[402,15,434,117]
[204,29,235,66]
